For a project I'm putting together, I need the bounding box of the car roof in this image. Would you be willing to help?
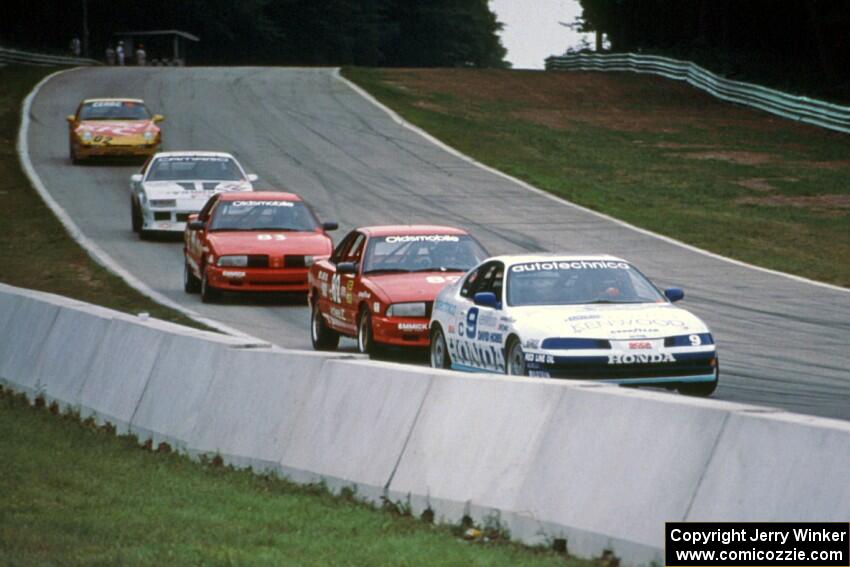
[358,225,469,237]
[218,191,301,202]
[151,151,236,159]
[488,253,630,266]
[81,98,146,104]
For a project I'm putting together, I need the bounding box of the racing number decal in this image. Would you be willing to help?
[330,273,342,303]
[689,334,702,346]
[92,135,113,145]
[465,307,479,339]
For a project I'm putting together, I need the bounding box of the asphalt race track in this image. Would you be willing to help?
[26,67,850,420]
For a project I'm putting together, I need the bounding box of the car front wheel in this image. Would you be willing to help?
[679,365,719,397]
[200,268,221,303]
[505,337,528,376]
[430,326,451,369]
[184,260,201,293]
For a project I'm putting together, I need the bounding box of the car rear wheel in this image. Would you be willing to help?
[505,337,528,376]
[679,365,719,397]
[311,299,340,351]
[357,308,379,356]
[200,268,220,303]
[184,260,201,294]
[430,326,451,369]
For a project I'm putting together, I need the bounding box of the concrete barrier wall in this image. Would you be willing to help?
[2,281,848,566]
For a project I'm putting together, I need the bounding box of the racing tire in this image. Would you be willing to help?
[357,308,380,356]
[505,337,528,376]
[200,268,221,303]
[311,299,340,351]
[184,260,201,294]
[131,198,142,234]
[678,366,719,397]
[430,326,451,369]
[70,145,81,165]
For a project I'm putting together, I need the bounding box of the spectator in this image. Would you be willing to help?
[70,37,81,57]
[135,44,147,66]
[116,41,125,66]
[105,45,116,65]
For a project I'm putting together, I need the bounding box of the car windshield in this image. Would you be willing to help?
[146,156,244,182]
[79,101,150,120]
[209,200,319,232]
[506,259,665,306]
[362,234,487,274]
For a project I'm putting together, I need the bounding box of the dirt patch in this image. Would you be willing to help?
[678,151,774,165]
[412,100,447,113]
[807,160,850,171]
[737,178,778,192]
[736,193,850,214]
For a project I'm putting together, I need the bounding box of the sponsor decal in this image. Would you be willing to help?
[426,275,460,284]
[222,271,245,278]
[498,323,509,332]
[320,281,328,297]
[257,234,287,241]
[511,260,630,273]
[384,235,460,243]
[478,311,497,328]
[398,322,428,332]
[629,341,652,350]
[357,291,371,299]
[523,339,540,349]
[233,201,294,207]
[346,280,354,290]
[345,291,353,304]
[447,324,456,334]
[566,314,601,322]
[524,353,555,364]
[91,101,123,107]
[434,299,456,315]
[158,156,229,163]
[571,318,687,334]
[329,307,345,320]
[373,301,381,313]
[318,271,329,282]
[608,353,675,365]
[476,330,503,344]
[449,337,505,372]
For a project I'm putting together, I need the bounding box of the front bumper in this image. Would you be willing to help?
[372,315,430,348]
[524,349,718,385]
[75,141,159,158]
[206,265,310,293]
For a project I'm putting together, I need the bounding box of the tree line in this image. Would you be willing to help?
[576,0,850,99]
[1,0,507,67]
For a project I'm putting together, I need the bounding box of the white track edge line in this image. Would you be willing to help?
[16,67,263,341]
[332,68,850,295]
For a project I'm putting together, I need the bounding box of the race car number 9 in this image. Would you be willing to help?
[689,334,701,346]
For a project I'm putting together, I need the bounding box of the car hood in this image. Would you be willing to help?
[77,120,158,137]
[142,180,253,197]
[367,272,462,303]
[511,302,710,341]
[207,231,332,257]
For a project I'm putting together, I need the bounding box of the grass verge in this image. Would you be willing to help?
[0,386,590,566]
[0,64,204,328]
[343,68,850,287]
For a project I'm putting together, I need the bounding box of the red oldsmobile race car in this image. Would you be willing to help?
[183,192,337,302]
[308,225,488,354]
[67,98,163,163]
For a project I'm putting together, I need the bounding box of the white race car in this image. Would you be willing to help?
[130,151,257,238]
[429,254,718,396]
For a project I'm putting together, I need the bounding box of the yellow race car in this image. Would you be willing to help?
[67,98,164,163]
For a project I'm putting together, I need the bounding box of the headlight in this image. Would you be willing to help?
[304,255,315,267]
[217,255,248,267]
[143,131,155,142]
[80,131,93,142]
[386,302,427,317]
[149,199,176,208]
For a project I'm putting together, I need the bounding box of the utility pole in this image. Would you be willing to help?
[82,0,90,58]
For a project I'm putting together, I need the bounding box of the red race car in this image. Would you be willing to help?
[184,192,337,302]
[308,225,488,354]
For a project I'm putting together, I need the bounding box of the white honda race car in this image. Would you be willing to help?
[429,254,719,396]
[130,151,257,238]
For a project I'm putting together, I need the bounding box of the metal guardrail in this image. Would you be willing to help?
[0,46,100,67]
[545,52,850,134]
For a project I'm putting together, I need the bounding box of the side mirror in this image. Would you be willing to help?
[246,173,259,182]
[130,174,143,183]
[322,221,338,232]
[66,115,76,123]
[337,262,357,275]
[664,288,684,302]
[152,114,165,123]
[188,220,205,231]
[473,291,499,309]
